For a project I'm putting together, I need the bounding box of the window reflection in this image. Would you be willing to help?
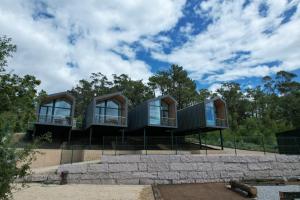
[95,99,121,125]
[38,99,72,125]
[149,100,170,125]
[205,102,216,126]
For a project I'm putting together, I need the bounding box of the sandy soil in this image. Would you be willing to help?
[12,184,154,200]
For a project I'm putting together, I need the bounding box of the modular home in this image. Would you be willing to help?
[128,95,177,134]
[176,97,228,149]
[33,92,76,143]
[84,92,128,145]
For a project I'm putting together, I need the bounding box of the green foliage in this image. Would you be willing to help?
[0,36,16,71]
[70,73,154,119]
[111,74,154,108]
[0,36,43,199]
[149,64,198,109]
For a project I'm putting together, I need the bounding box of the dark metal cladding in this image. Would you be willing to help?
[35,91,76,127]
[128,95,178,132]
[85,92,128,129]
[176,97,229,133]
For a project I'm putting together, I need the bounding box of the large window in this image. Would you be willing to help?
[95,99,121,124]
[149,100,161,125]
[205,102,216,126]
[149,100,170,125]
[38,99,72,125]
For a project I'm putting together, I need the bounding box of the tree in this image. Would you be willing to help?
[111,74,154,108]
[0,36,42,199]
[149,64,198,109]
[0,36,16,72]
[70,72,112,118]
[198,88,218,102]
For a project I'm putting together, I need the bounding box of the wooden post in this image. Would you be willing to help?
[220,129,224,150]
[89,127,93,146]
[230,180,257,198]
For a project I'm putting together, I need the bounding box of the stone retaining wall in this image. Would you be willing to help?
[29,154,300,184]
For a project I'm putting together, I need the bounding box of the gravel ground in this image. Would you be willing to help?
[256,185,300,200]
[12,184,154,200]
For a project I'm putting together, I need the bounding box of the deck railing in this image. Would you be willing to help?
[160,117,177,127]
[215,118,228,127]
[149,117,177,127]
[36,114,72,126]
[94,114,127,126]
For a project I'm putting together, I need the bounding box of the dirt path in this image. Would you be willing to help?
[12,184,154,200]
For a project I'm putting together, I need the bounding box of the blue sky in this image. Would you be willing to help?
[1,0,300,93]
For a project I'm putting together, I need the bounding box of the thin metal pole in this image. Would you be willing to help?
[262,135,266,155]
[143,128,147,155]
[89,128,93,146]
[198,132,202,154]
[32,125,36,140]
[234,132,237,156]
[205,134,207,156]
[220,129,224,150]
[122,129,125,144]
[115,136,117,156]
[71,146,73,164]
[144,128,146,150]
[102,136,104,155]
[171,131,174,150]
[68,129,72,144]
[175,136,178,155]
[60,146,63,165]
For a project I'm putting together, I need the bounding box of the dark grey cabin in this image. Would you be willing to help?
[83,92,128,145]
[33,92,76,143]
[85,92,128,129]
[177,97,228,133]
[128,95,177,132]
[36,92,75,127]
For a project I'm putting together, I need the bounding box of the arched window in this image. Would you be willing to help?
[95,99,121,124]
[39,99,72,124]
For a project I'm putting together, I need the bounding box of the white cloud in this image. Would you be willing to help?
[152,0,300,85]
[0,0,186,93]
[208,83,222,93]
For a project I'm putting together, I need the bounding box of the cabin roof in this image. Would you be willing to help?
[146,94,177,105]
[42,91,75,103]
[177,96,225,112]
[93,92,127,103]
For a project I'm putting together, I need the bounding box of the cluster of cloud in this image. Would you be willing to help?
[1,0,299,93]
[152,0,300,84]
[0,0,185,92]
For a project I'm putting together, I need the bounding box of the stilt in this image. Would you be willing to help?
[220,129,224,150]
[198,132,202,150]
[171,131,174,150]
[32,125,36,140]
[68,129,72,144]
[89,127,93,146]
[143,128,146,150]
[122,129,125,144]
